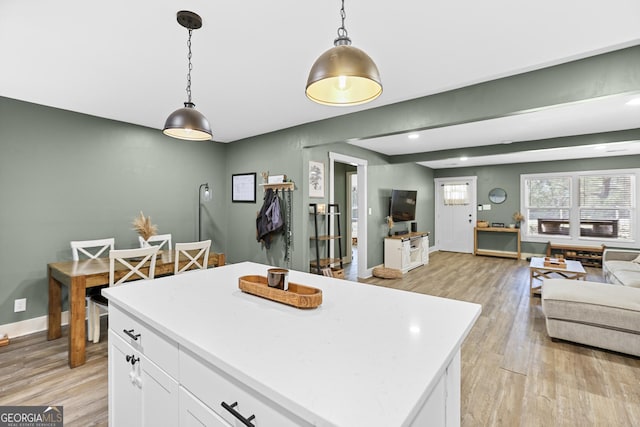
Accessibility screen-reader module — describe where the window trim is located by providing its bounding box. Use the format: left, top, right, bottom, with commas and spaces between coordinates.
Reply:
520, 168, 638, 246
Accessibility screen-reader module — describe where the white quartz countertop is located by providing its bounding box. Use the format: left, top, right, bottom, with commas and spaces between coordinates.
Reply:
103, 262, 481, 426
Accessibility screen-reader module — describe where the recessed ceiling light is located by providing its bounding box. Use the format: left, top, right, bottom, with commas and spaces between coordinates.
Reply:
625, 97, 640, 106
408, 133, 420, 140
460, 156, 468, 161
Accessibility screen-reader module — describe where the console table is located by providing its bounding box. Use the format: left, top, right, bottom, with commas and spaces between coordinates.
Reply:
474, 227, 521, 259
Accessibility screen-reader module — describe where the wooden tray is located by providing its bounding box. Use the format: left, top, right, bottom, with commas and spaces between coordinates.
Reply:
238, 275, 322, 309
544, 258, 567, 268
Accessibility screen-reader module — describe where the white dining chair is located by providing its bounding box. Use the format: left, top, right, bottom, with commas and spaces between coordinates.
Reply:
138, 233, 172, 250
70, 238, 115, 341
174, 240, 211, 274
71, 238, 115, 261
88, 246, 159, 343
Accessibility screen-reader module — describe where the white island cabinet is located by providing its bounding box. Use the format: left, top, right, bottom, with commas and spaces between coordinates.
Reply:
104, 262, 481, 427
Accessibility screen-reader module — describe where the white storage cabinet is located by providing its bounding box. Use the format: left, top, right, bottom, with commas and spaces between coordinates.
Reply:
384, 232, 429, 273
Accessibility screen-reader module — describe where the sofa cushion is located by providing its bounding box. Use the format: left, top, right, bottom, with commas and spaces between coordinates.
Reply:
605, 260, 640, 273
542, 279, 640, 333
612, 270, 640, 288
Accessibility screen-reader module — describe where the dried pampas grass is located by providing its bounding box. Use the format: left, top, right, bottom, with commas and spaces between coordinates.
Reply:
132, 211, 157, 241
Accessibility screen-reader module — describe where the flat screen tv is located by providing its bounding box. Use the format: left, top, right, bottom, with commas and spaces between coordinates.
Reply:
390, 189, 417, 222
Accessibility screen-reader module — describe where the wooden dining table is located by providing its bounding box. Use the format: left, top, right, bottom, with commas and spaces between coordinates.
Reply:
47, 250, 225, 368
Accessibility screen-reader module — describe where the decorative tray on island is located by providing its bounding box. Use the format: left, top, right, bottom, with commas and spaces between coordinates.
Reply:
238, 275, 323, 309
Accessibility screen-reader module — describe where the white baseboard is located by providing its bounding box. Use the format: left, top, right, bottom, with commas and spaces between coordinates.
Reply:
0, 308, 99, 339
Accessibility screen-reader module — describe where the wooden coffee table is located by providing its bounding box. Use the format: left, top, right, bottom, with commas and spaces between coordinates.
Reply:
529, 256, 586, 296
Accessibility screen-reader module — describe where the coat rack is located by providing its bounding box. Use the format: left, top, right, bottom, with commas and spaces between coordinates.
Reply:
259, 182, 294, 265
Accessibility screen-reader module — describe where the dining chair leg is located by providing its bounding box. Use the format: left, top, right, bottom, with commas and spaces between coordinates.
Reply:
92, 306, 101, 344
87, 299, 93, 341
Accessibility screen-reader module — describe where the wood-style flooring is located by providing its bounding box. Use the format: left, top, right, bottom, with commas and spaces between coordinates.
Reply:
365, 252, 640, 426
1, 251, 639, 426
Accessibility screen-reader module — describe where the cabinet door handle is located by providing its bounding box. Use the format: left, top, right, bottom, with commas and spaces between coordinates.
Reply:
125, 354, 139, 366
123, 329, 141, 341
221, 401, 256, 427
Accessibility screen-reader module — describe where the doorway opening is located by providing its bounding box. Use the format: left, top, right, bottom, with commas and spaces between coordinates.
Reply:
344, 171, 358, 269
329, 152, 368, 279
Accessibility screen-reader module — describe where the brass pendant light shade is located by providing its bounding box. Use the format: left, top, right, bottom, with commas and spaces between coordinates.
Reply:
163, 11, 213, 141
306, 0, 382, 106
306, 44, 382, 106
163, 102, 213, 141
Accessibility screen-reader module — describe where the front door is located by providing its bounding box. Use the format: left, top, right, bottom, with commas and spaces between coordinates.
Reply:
435, 176, 477, 253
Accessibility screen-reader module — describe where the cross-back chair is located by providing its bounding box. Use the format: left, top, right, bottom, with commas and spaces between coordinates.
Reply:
71, 238, 115, 261
138, 233, 172, 251
174, 240, 211, 274
70, 238, 115, 341
88, 246, 159, 343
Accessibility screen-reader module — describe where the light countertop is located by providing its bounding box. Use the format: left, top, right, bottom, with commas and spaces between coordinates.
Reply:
104, 261, 481, 426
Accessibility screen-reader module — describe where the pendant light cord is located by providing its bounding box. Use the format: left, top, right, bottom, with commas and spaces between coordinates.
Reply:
336, 0, 350, 43
186, 28, 193, 105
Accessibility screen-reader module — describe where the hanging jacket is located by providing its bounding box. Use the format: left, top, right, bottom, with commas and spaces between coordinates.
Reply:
256, 188, 284, 249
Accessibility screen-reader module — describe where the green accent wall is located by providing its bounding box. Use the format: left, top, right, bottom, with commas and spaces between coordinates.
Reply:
0, 97, 227, 326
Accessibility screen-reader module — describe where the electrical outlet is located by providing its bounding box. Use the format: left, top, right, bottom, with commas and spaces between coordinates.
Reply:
14, 298, 26, 312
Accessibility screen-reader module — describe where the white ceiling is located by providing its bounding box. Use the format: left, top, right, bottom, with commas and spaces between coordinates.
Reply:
349, 93, 640, 167
2, 0, 640, 166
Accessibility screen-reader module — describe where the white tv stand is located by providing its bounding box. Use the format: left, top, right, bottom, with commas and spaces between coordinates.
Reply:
384, 232, 429, 274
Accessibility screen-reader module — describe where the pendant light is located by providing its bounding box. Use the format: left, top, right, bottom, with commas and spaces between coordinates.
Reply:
306, 0, 382, 106
163, 11, 213, 141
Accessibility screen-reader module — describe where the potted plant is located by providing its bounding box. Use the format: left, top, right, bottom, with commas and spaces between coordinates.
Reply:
513, 212, 525, 229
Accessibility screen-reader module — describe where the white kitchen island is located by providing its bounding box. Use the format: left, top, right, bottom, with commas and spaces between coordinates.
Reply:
103, 262, 481, 427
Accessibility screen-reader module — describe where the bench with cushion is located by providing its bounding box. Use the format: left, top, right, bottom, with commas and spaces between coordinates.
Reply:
541, 278, 640, 357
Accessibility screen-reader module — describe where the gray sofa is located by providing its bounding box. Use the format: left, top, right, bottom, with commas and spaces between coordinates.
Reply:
542, 278, 640, 356
603, 248, 640, 287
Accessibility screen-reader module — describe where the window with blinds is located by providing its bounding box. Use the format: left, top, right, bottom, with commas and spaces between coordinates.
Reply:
579, 175, 633, 239
521, 170, 637, 243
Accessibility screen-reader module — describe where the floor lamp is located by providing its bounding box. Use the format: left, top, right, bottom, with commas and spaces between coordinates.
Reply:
198, 183, 212, 240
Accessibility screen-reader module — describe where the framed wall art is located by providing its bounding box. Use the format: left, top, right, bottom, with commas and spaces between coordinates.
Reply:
232, 172, 257, 203
309, 161, 324, 198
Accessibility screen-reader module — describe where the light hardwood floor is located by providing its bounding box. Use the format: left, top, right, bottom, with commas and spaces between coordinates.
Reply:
366, 252, 640, 426
1, 252, 639, 426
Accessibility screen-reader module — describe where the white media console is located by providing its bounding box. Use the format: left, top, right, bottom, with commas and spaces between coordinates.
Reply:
384, 232, 429, 273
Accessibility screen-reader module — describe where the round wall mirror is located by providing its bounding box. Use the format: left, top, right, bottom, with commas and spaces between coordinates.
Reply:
489, 188, 507, 204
